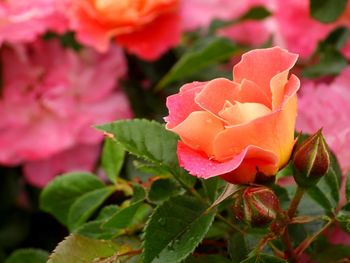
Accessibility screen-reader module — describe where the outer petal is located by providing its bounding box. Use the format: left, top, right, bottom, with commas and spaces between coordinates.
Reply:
171, 111, 224, 157
233, 46, 298, 99
164, 81, 205, 129
116, 12, 180, 61
177, 141, 278, 184
213, 90, 298, 167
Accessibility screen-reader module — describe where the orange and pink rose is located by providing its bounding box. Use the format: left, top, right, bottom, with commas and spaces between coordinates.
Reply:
165, 47, 300, 184
69, 0, 180, 61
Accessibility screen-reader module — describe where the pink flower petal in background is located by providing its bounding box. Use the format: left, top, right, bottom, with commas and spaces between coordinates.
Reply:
180, 0, 273, 46
0, 39, 132, 187
297, 67, 350, 172
0, 0, 69, 45
23, 144, 101, 188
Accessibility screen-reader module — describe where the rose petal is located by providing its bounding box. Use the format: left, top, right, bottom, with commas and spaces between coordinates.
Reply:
177, 141, 277, 184
218, 101, 271, 125
220, 148, 278, 184
195, 78, 240, 115
171, 111, 224, 157
238, 79, 271, 107
213, 92, 298, 166
233, 46, 298, 99
165, 81, 205, 129
116, 12, 180, 61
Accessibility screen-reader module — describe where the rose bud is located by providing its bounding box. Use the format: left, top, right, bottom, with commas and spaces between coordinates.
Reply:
232, 186, 280, 227
165, 47, 300, 184
292, 130, 331, 188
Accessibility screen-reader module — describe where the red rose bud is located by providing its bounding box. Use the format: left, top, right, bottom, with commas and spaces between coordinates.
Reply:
292, 130, 330, 188
232, 186, 280, 227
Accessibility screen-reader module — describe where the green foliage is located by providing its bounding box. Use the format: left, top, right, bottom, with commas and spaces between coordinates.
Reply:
47, 234, 140, 263
148, 178, 183, 203
156, 37, 239, 90
67, 186, 115, 231
303, 27, 349, 78
241, 254, 287, 263
101, 138, 125, 183
142, 195, 215, 263
228, 232, 248, 262
96, 119, 196, 188
310, 0, 348, 23
40, 172, 106, 225
5, 249, 48, 263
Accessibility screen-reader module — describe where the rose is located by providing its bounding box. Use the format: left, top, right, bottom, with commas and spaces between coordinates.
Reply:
69, 0, 180, 61
165, 47, 300, 184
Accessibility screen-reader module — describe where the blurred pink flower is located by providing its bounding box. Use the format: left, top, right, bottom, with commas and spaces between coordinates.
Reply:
23, 144, 101, 187
0, 0, 69, 45
0, 39, 132, 186
272, 0, 350, 59
297, 67, 350, 172
180, 0, 273, 46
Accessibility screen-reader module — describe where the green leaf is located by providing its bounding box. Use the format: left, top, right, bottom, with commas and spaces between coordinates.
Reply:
306, 186, 333, 213
185, 255, 232, 263
310, 0, 347, 23
47, 234, 139, 263
67, 186, 115, 230
96, 119, 196, 188
241, 254, 287, 263
103, 201, 144, 229
302, 47, 347, 78
130, 182, 147, 203
306, 152, 341, 212
148, 178, 183, 203
156, 37, 238, 90
40, 172, 105, 225
5, 249, 48, 263
201, 177, 223, 202
239, 6, 271, 21
101, 138, 125, 183
311, 244, 350, 263
228, 232, 248, 263
142, 195, 215, 263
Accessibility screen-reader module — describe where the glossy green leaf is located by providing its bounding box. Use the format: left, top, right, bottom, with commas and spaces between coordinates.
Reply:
103, 201, 145, 229
40, 172, 105, 225
101, 138, 125, 183
311, 244, 350, 263
201, 177, 223, 202
156, 37, 238, 90
228, 232, 248, 263
47, 234, 139, 263
148, 178, 182, 203
67, 186, 115, 230
5, 249, 48, 263
142, 195, 215, 263
241, 254, 287, 263
96, 119, 196, 188
185, 255, 231, 263
310, 0, 347, 23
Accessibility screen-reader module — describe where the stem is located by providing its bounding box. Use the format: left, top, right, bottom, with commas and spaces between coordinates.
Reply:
268, 242, 284, 259
295, 219, 333, 256
282, 228, 298, 263
288, 187, 305, 219
215, 213, 245, 234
